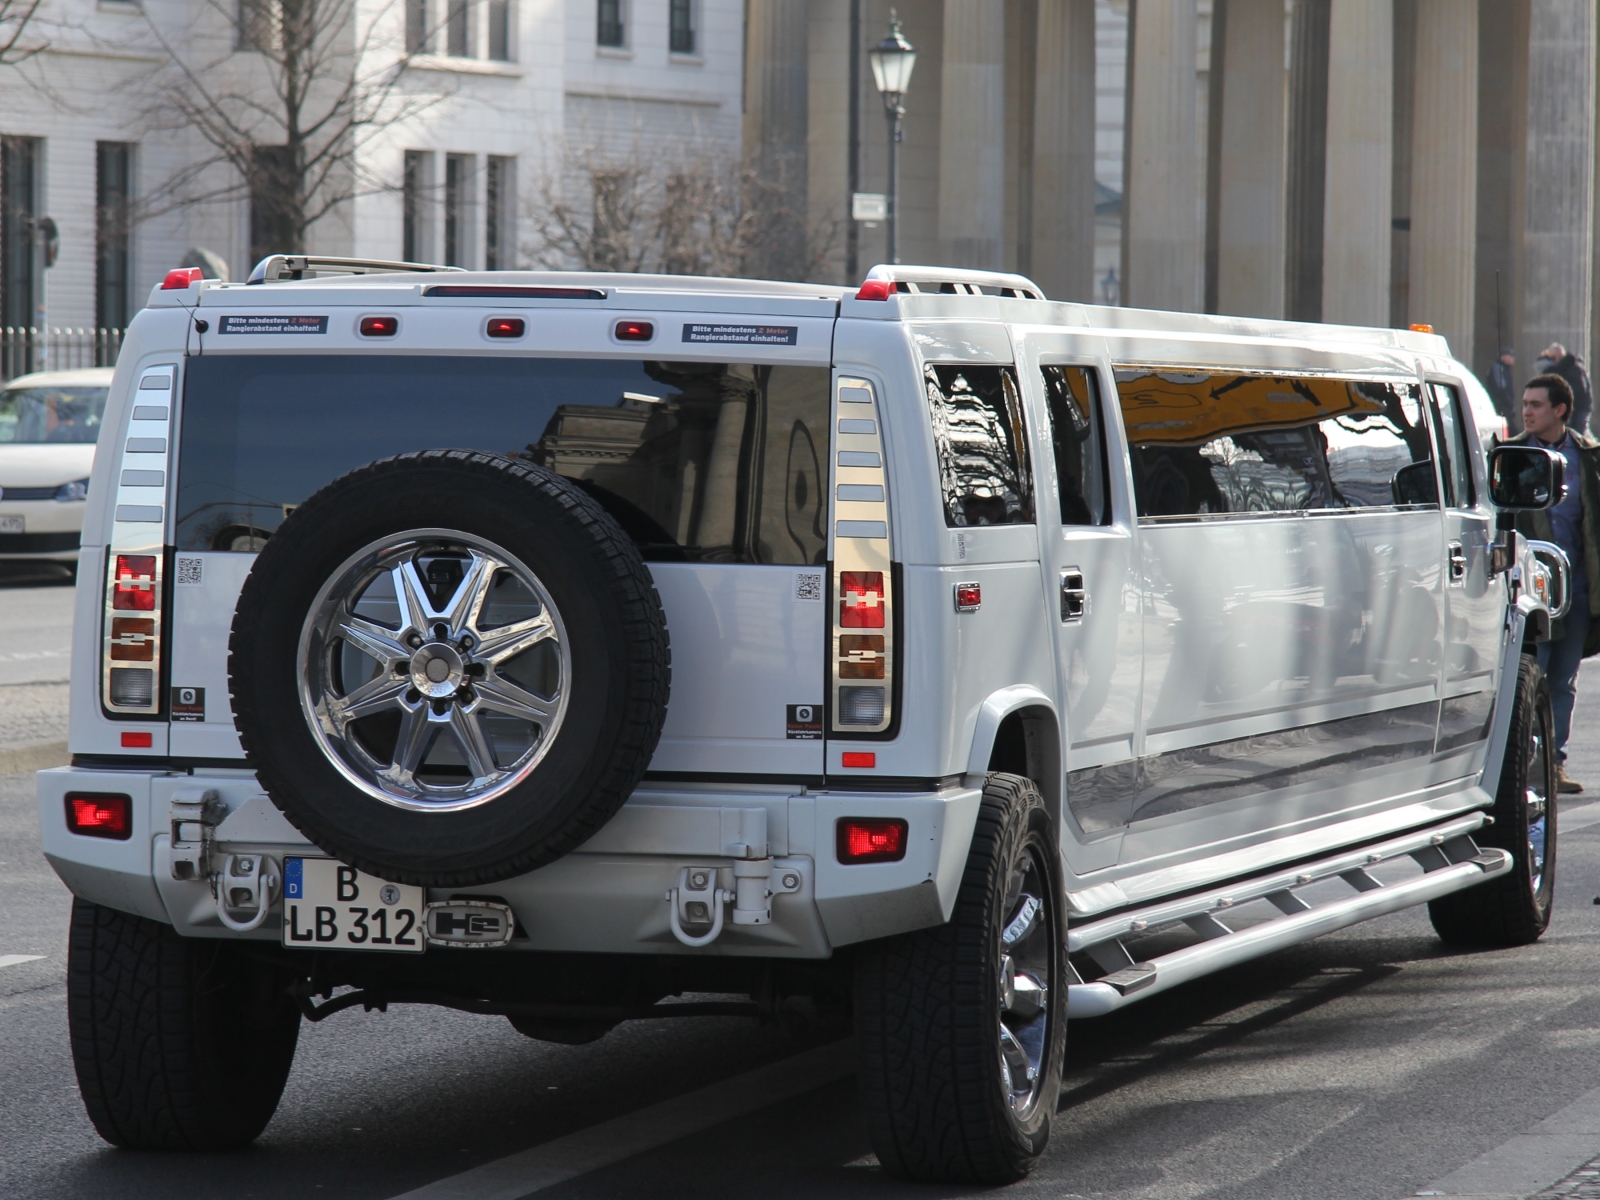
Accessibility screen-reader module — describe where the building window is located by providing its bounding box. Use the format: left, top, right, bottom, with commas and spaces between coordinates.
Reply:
485, 156, 514, 270
487, 0, 510, 60
596, 0, 622, 47
249, 144, 296, 267
96, 143, 134, 332
444, 153, 474, 268
669, 0, 693, 54
403, 150, 431, 262
446, 0, 469, 56
405, 0, 427, 52
1, 136, 39, 375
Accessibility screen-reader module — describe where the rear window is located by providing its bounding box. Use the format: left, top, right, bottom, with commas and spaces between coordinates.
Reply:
176, 355, 831, 564
0, 385, 108, 444
1115, 369, 1435, 519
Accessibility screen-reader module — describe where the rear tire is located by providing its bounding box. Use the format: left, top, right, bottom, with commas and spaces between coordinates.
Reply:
67, 899, 301, 1149
855, 773, 1066, 1184
1429, 654, 1557, 946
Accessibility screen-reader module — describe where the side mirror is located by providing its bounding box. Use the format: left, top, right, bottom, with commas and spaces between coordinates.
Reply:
1489, 444, 1566, 510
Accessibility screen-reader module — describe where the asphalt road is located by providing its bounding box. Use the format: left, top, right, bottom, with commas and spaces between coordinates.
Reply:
6, 571, 1600, 1200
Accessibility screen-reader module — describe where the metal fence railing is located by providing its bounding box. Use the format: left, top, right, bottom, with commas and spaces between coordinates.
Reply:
1, 328, 125, 382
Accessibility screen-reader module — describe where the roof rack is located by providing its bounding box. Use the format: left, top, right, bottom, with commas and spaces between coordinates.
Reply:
246, 255, 467, 284
860, 264, 1046, 300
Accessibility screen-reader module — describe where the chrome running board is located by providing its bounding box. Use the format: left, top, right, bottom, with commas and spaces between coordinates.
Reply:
1067, 813, 1510, 1018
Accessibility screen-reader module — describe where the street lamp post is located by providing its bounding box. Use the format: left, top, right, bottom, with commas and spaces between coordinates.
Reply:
868, 12, 916, 265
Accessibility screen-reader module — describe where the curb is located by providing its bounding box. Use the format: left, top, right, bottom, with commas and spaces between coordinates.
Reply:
0, 741, 69, 775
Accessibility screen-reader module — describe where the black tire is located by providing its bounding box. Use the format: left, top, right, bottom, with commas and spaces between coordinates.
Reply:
1429, 654, 1557, 946
229, 450, 670, 886
855, 773, 1067, 1184
67, 899, 300, 1149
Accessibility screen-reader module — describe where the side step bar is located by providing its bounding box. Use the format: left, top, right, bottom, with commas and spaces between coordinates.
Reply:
1067, 814, 1510, 1018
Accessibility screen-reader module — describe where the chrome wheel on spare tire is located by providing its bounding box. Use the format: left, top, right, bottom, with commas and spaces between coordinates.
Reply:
300, 531, 571, 810
229, 449, 670, 887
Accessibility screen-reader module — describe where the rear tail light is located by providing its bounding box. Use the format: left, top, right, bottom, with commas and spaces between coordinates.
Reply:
359, 315, 399, 337
837, 817, 907, 862
120, 730, 153, 748
614, 319, 655, 341
66, 793, 132, 839
831, 379, 895, 734
104, 553, 163, 716
486, 316, 525, 338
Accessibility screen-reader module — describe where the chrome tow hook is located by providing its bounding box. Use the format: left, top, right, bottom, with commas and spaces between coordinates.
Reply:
214, 853, 281, 933
666, 861, 803, 946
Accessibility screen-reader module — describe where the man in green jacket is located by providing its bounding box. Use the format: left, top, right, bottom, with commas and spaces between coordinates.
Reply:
1508, 373, 1600, 792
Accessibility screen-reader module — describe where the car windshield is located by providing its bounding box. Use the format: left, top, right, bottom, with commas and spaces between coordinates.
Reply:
0, 385, 109, 444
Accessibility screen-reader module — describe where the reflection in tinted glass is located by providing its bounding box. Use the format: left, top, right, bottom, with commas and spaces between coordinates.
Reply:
1429, 383, 1475, 507
925, 365, 1034, 526
0, 386, 108, 444
1115, 369, 1435, 519
176, 355, 830, 563
1041, 366, 1109, 526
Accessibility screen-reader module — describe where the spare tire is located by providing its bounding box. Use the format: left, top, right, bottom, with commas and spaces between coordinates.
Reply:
228, 449, 670, 886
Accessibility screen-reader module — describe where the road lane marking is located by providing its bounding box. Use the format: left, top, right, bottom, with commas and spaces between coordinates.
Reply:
383, 1039, 854, 1200
1560, 801, 1600, 833
1412, 1083, 1600, 1198
0, 955, 44, 969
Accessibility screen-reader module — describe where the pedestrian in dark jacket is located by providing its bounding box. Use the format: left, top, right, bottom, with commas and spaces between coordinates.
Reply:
1508, 372, 1600, 793
1537, 343, 1593, 434
1487, 347, 1517, 429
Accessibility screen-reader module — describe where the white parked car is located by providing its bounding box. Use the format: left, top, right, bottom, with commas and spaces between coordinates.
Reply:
38, 258, 1569, 1182
0, 367, 112, 567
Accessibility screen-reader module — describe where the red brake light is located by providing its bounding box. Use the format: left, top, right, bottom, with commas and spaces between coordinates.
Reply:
121, 731, 153, 748
113, 555, 157, 611
161, 267, 203, 290
840, 571, 886, 628
837, 817, 906, 862
67, 793, 132, 839
614, 319, 654, 341
360, 315, 399, 337
955, 582, 981, 612
486, 317, 525, 338
855, 280, 893, 301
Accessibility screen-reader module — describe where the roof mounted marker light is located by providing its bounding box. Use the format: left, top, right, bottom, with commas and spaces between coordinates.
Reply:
359, 315, 399, 337
486, 317, 526, 338
161, 267, 204, 290
855, 279, 893, 301
1409, 323, 1434, 333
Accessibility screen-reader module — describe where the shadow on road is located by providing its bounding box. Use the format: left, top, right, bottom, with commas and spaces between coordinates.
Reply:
0, 561, 74, 589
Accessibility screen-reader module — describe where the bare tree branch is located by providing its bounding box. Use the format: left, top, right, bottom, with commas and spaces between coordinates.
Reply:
0, 0, 44, 66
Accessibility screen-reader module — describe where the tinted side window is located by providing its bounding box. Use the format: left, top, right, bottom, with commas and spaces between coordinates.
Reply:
1041, 366, 1109, 526
1429, 383, 1475, 507
176, 355, 830, 564
926, 365, 1034, 526
1115, 368, 1435, 519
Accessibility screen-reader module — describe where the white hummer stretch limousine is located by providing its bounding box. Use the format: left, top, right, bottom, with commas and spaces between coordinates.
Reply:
39, 257, 1570, 1184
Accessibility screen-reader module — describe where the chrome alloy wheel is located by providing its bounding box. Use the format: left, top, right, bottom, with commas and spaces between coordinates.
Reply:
1527, 728, 1550, 894
997, 844, 1053, 1114
298, 529, 571, 811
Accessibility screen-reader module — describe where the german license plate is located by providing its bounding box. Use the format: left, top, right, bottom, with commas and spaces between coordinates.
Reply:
281, 857, 425, 952
0, 515, 22, 534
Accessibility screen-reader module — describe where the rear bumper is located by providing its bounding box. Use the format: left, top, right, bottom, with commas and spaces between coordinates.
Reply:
37, 766, 983, 958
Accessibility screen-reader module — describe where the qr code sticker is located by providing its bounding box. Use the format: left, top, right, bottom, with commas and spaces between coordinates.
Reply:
175, 556, 204, 587
794, 571, 823, 602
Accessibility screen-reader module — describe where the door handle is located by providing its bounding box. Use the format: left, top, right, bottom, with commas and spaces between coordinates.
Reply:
1060, 569, 1087, 622
1448, 541, 1466, 583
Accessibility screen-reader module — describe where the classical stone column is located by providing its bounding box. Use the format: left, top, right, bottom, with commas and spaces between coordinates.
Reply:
1123, 0, 1201, 311
742, 0, 810, 280
938, 0, 1007, 270
1211, 0, 1287, 318
1030, 0, 1096, 301
1321, 0, 1392, 327
1521, 0, 1596, 382
1409, 0, 1477, 363
1285, 0, 1330, 322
